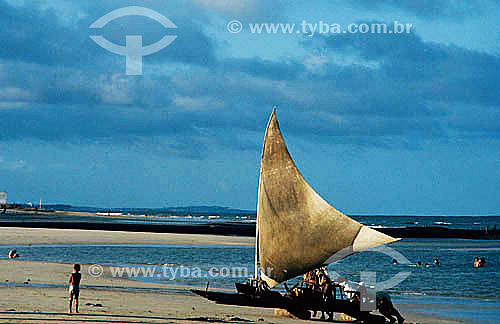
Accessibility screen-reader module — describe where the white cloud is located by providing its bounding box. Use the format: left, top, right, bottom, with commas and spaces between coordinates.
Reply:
192, 0, 286, 20
97, 74, 134, 105
0, 156, 28, 171
0, 87, 31, 101
0, 87, 32, 109
193, 0, 255, 15
173, 95, 224, 111
0, 102, 29, 109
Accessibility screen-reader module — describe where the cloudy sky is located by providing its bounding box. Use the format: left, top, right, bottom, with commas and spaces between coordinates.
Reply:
0, 0, 499, 214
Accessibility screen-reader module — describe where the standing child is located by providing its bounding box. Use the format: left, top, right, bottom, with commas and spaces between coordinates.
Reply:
68, 264, 82, 313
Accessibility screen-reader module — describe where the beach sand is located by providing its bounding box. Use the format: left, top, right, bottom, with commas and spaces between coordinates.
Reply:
0, 227, 253, 246
0, 228, 468, 324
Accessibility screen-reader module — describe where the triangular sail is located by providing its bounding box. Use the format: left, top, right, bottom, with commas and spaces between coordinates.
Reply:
257, 110, 399, 288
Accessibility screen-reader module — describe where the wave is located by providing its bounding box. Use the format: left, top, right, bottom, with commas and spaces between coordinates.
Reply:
446, 247, 500, 251
367, 225, 388, 229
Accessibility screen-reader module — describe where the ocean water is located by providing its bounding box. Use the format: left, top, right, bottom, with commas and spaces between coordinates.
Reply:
3, 212, 500, 230
1, 239, 499, 298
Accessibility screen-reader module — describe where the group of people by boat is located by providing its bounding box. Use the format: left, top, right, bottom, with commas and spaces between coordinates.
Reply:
303, 267, 332, 296
294, 267, 405, 323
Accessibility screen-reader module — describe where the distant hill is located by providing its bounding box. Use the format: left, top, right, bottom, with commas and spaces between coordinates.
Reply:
162, 206, 255, 215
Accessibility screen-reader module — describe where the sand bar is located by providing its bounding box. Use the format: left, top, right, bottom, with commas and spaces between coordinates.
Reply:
0, 227, 253, 246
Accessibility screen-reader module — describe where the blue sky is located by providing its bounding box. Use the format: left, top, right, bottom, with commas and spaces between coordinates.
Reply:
0, 0, 499, 214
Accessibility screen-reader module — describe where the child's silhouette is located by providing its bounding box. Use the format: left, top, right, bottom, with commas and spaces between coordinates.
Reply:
68, 264, 82, 313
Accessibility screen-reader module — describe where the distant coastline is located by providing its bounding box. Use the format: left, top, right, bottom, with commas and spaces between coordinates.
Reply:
1, 204, 256, 217
3, 207, 143, 219
3, 207, 100, 217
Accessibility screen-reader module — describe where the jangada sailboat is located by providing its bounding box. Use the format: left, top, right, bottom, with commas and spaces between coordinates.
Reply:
192, 109, 399, 322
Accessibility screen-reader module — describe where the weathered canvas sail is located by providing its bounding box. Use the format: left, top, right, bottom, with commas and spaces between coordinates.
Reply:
258, 110, 399, 288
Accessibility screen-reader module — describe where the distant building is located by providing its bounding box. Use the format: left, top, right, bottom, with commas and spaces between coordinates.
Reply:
0, 190, 6, 205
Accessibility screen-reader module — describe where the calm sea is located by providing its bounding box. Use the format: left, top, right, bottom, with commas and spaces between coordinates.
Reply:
2, 212, 500, 230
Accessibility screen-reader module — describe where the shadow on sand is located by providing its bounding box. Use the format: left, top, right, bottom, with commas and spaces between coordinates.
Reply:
0, 311, 260, 323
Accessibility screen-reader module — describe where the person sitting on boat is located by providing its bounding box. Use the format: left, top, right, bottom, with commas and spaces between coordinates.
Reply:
317, 267, 333, 299
376, 291, 405, 324
316, 267, 326, 284
303, 270, 311, 282
256, 279, 270, 293
433, 259, 440, 266
315, 268, 329, 292
8, 249, 19, 259
303, 270, 319, 290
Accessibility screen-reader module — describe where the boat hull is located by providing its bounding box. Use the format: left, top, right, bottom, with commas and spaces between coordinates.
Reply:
191, 289, 288, 308
191, 289, 385, 323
